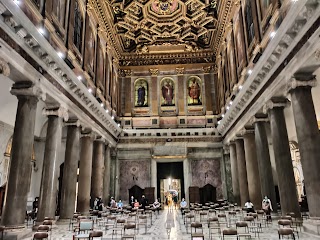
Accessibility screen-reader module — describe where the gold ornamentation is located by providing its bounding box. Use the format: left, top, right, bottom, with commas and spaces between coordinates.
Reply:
202, 66, 212, 73
149, 68, 159, 76
175, 67, 185, 75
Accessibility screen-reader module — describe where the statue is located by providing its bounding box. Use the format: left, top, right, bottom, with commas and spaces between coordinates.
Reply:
162, 81, 174, 105
188, 79, 201, 104
137, 85, 146, 106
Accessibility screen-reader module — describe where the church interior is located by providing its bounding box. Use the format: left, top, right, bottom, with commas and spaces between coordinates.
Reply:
0, 0, 320, 239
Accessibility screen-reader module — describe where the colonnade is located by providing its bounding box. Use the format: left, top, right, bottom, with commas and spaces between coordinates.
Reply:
228, 75, 320, 218
1, 82, 113, 228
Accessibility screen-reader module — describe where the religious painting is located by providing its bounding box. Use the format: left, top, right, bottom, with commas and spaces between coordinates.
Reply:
53, 0, 66, 27
160, 78, 175, 106
84, 21, 95, 75
233, 7, 247, 76
96, 41, 105, 92
227, 30, 238, 88
134, 79, 148, 107
244, 0, 255, 47
187, 76, 202, 106
73, 0, 83, 52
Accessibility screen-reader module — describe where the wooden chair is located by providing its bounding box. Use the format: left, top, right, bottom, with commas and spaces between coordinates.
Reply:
190, 222, 204, 239
33, 232, 49, 240
89, 231, 103, 240
122, 223, 136, 239
236, 221, 251, 239
278, 228, 296, 239
222, 228, 238, 240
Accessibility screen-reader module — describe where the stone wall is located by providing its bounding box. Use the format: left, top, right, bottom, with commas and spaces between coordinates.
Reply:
191, 159, 223, 199
118, 160, 150, 201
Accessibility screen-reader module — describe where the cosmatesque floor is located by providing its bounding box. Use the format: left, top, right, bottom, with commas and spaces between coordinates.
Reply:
4, 208, 320, 240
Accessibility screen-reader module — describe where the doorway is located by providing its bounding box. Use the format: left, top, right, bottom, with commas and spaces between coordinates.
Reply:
160, 178, 181, 206
157, 162, 184, 205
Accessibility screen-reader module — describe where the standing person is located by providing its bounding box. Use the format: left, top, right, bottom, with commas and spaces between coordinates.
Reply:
180, 198, 187, 214
245, 199, 255, 213
134, 199, 140, 209
262, 196, 273, 221
173, 193, 178, 209
32, 197, 39, 219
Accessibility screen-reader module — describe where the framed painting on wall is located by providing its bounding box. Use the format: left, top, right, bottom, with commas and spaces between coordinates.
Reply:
233, 7, 247, 76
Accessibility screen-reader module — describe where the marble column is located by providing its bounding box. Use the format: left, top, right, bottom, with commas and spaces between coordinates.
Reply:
77, 131, 94, 214
103, 145, 111, 203
151, 158, 157, 200
243, 129, 262, 209
183, 158, 191, 204
229, 142, 240, 205
289, 75, 320, 218
91, 138, 105, 199
59, 121, 81, 219
235, 138, 249, 207
37, 107, 66, 222
267, 98, 300, 217
1, 83, 39, 228
254, 116, 277, 212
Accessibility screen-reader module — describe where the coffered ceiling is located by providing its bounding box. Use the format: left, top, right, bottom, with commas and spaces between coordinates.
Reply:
90, 0, 234, 66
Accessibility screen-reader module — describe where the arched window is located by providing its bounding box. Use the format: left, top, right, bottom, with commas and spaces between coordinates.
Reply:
74, 0, 83, 52
134, 79, 148, 107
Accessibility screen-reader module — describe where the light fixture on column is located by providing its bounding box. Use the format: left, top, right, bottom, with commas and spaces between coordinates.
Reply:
106, 109, 109, 113
111, 116, 114, 120
88, 88, 92, 93
270, 31, 276, 39
100, 103, 104, 107
57, 52, 64, 58
77, 76, 82, 80
248, 69, 253, 75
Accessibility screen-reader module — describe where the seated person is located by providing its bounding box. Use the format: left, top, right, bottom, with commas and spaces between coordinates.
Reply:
110, 197, 117, 208
245, 199, 255, 213
133, 199, 140, 209
180, 198, 187, 214
117, 199, 123, 209
153, 198, 161, 214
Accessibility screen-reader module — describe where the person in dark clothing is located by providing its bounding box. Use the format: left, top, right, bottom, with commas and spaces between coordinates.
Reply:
140, 195, 148, 213
32, 197, 39, 219
130, 196, 135, 208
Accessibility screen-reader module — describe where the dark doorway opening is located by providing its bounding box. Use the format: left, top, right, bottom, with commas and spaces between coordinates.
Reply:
157, 162, 185, 201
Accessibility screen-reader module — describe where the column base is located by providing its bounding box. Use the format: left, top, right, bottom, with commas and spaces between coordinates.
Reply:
304, 219, 320, 235
1, 224, 25, 230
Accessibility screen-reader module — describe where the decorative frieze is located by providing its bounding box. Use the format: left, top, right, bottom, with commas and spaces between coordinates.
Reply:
175, 67, 185, 75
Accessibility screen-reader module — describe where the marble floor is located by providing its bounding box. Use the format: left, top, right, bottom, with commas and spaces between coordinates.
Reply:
4, 208, 320, 240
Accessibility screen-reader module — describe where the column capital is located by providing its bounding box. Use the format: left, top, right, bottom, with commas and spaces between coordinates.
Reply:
287, 74, 317, 92
64, 120, 81, 127
42, 106, 69, 121
94, 136, 105, 143
10, 81, 45, 100
0, 57, 10, 76
240, 127, 255, 136
81, 130, 95, 139
263, 97, 290, 113
250, 114, 269, 124
223, 145, 230, 154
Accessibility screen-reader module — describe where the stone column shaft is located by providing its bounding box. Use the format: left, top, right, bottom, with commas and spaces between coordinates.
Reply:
235, 139, 249, 207
151, 158, 157, 200
243, 131, 262, 209
37, 114, 63, 222
1, 93, 38, 228
290, 84, 320, 218
59, 124, 80, 219
77, 134, 93, 214
103, 146, 111, 203
254, 120, 277, 212
229, 143, 240, 204
269, 105, 300, 217
91, 140, 105, 199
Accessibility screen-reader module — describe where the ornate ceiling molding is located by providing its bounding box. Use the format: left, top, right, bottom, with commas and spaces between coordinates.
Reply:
89, 0, 236, 66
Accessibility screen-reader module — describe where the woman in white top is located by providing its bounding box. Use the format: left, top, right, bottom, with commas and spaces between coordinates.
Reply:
244, 199, 255, 213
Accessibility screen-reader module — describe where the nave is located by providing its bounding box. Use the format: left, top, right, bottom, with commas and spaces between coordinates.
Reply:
5, 206, 320, 240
